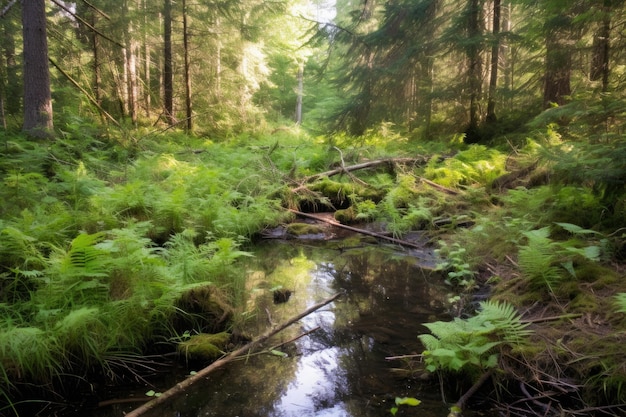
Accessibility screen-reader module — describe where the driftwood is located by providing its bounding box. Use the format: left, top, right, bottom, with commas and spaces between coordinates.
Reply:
291, 157, 426, 192
124, 292, 342, 417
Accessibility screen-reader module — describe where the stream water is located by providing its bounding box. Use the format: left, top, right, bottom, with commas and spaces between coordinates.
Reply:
96, 228, 494, 417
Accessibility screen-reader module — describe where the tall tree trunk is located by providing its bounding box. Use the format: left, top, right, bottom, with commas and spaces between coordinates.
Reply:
295, 62, 303, 125
543, 15, 571, 108
486, 0, 500, 123
123, 0, 138, 125
163, 0, 175, 125
22, 0, 53, 138
465, 0, 483, 143
2, 7, 20, 119
143, 0, 151, 118
590, 0, 611, 92
183, 0, 192, 132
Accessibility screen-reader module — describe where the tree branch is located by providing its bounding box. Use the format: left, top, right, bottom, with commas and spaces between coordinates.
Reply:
50, 0, 123, 48
125, 293, 343, 417
0, 0, 17, 18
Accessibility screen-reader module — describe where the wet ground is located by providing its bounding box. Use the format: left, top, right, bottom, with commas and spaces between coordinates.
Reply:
96, 227, 483, 417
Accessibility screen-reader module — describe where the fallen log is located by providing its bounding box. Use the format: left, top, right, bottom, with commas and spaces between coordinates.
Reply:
291, 157, 426, 192
124, 292, 342, 417
288, 209, 430, 253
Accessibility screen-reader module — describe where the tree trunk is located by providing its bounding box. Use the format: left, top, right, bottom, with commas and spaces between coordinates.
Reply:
123, 0, 138, 125
543, 16, 571, 108
465, 0, 483, 143
295, 62, 303, 125
2, 7, 20, 119
22, 0, 53, 138
590, 0, 611, 92
163, 0, 175, 125
183, 0, 192, 132
486, 0, 500, 123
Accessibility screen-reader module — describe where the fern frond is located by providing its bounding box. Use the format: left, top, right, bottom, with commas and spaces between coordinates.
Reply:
614, 293, 626, 314
477, 300, 532, 343
519, 227, 562, 289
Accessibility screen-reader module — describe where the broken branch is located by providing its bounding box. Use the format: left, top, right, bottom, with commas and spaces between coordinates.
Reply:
125, 292, 342, 417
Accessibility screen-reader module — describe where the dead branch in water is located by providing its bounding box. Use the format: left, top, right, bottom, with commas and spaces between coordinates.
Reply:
125, 293, 342, 417
288, 209, 433, 255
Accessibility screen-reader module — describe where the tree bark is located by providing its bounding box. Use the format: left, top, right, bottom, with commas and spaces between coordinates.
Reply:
590, 0, 611, 92
163, 0, 175, 125
183, 0, 192, 132
465, 0, 483, 143
486, 0, 500, 123
22, 0, 53, 138
543, 16, 572, 108
295, 62, 303, 124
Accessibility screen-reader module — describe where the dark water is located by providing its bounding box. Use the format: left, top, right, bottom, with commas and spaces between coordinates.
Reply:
99, 235, 488, 417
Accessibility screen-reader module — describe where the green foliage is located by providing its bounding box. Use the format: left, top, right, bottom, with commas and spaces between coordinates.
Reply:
614, 293, 626, 314
424, 145, 507, 188
418, 301, 532, 374
390, 396, 421, 415
518, 225, 603, 291
435, 242, 476, 287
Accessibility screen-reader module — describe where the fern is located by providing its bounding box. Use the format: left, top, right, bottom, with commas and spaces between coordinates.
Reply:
614, 293, 626, 314
419, 301, 531, 373
518, 227, 563, 290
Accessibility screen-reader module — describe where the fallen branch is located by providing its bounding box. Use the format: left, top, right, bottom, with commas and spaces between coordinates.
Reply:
288, 209, 431, 253
522, 313, 582, 324
448, 368, 495, 417
291, 157, 425, 192
124, 292, 342, 417
420, 177, 460, 195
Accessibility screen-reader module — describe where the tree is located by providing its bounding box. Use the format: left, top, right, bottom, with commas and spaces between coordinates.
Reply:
486, 0, 501, 123
22, 0, 53, 137
163, 0, 175, 125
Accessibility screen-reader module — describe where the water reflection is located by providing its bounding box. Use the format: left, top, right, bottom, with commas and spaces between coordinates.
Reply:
139, 238, 456, 417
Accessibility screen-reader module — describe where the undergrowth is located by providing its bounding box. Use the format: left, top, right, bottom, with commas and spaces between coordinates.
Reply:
0, 121, 625, 414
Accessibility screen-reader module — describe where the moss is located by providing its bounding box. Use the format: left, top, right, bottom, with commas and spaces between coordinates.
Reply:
569, 292, 600, 313
178, 332, 231, 359
334, 207, 356, 224
285, 222, 324, 236
175, 285, 234, 331
575, 263, 620, 287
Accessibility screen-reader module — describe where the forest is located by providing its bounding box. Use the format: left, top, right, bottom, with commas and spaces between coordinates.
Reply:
1, 0, 626, 416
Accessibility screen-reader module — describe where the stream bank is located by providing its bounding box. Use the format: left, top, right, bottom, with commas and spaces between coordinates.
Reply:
93, 224, 496, 417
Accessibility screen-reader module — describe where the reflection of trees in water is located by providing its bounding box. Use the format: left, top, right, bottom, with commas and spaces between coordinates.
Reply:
321, 248, 451, 415
176, 242, 450, 417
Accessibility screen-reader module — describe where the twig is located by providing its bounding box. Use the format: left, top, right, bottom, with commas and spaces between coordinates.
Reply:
124, 293, 342, 417
522, 313, 582, 324
448, 368, 495, 417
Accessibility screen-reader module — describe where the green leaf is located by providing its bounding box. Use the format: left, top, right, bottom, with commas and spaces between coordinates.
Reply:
270, 349, 288, 357
555, 222, 601, 235
395, 397, 421, 406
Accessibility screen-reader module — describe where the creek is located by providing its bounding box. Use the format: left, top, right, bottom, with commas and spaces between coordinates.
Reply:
95, 224, 494, 417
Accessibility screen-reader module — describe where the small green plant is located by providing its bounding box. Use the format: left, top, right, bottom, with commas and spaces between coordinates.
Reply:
390, 396, 421, 415
518, 224, 602, 291
418, 301, 531, 374
435, 242, 476, 287
614, 293, 626, 313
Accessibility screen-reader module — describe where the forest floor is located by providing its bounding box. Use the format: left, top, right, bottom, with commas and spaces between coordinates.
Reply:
1, 128, 625, 417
